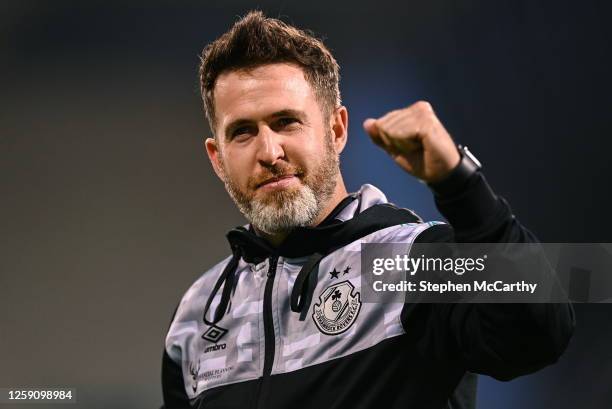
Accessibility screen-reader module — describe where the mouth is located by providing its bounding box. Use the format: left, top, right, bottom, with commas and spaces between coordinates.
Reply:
256, 174, 299, 191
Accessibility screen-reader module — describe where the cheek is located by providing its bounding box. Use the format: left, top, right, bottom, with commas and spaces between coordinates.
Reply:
305, 140, 332, 169
287, 131, 328, 166
220, 148, 254, 184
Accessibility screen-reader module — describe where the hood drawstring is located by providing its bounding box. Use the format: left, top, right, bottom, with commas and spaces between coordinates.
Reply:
203, 245, 242, 326
291, 252, 325, 320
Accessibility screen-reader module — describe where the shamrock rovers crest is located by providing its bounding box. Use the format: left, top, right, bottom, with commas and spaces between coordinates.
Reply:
312, 280, 361, 335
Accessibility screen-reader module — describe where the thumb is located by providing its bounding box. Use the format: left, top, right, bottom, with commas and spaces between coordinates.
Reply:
363, 118, 379, 137
363, 118, 386, 148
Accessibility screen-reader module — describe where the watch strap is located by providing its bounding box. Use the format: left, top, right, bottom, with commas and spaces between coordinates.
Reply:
428, 145, 482, 197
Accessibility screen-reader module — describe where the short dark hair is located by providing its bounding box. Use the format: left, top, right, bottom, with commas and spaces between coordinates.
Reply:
198, 11, 341, 133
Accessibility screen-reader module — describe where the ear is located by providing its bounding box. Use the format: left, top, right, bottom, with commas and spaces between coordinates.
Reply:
330, 106, 348, 154
205, 137, 225, 181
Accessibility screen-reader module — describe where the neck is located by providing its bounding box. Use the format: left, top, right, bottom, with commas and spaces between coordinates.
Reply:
254, 176, 348, 248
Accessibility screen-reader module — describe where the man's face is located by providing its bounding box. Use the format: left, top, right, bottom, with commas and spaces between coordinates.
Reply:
205, 63, 345, 234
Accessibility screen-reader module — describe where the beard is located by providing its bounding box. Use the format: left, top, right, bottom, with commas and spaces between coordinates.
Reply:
219, 131, 339, 235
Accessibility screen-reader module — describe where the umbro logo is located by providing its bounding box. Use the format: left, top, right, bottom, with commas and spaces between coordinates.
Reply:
202, 324, 228, 343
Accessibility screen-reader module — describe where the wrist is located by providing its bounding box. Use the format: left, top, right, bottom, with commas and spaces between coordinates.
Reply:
428, 145, 482, 197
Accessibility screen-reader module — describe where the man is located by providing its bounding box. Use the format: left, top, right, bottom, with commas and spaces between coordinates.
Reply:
161, 11, 574, 408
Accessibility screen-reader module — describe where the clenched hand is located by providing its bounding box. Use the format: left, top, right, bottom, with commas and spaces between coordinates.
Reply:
363, 101, 461, 183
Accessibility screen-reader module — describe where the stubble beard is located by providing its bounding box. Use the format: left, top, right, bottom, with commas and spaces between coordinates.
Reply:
219, 132, 339, 235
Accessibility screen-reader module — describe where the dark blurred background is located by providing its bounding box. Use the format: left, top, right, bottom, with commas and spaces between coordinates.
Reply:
1, 1, 611, 408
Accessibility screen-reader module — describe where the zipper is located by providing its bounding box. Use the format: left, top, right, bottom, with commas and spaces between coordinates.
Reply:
255, 255, 279, 409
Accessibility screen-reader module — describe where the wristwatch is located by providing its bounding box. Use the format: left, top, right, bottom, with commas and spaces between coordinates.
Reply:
427, 144, 482, 196
455, 144, 482, 177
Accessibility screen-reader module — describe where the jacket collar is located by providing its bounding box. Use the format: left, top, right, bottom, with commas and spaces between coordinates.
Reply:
225, 184, 422, 263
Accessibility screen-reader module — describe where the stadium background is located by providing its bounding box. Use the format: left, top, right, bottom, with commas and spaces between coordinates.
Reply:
2, 1, 611, 408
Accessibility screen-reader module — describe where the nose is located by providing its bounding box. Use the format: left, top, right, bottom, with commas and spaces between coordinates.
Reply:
255, 126, 285, 166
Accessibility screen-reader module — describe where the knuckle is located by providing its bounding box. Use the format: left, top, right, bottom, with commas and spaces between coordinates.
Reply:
383, 110, 400, 122
415, 100, 433, 112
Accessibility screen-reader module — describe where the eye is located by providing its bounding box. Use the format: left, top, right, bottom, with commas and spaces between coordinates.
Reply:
231, 125, 256, 140
278, 117, 297, 125
274, 117, 301, 131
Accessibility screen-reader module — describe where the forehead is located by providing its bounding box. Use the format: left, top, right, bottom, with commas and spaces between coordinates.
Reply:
213, 63, 319, 128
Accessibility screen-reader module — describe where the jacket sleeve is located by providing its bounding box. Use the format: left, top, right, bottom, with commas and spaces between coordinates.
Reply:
161, 307, 191, 409
401, 170, 576, 381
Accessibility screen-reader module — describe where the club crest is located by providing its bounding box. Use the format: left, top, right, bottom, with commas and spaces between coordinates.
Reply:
312, 280, 361, 335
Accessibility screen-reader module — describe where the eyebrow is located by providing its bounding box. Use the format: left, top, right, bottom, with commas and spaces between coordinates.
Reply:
224, 109, 307, 140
